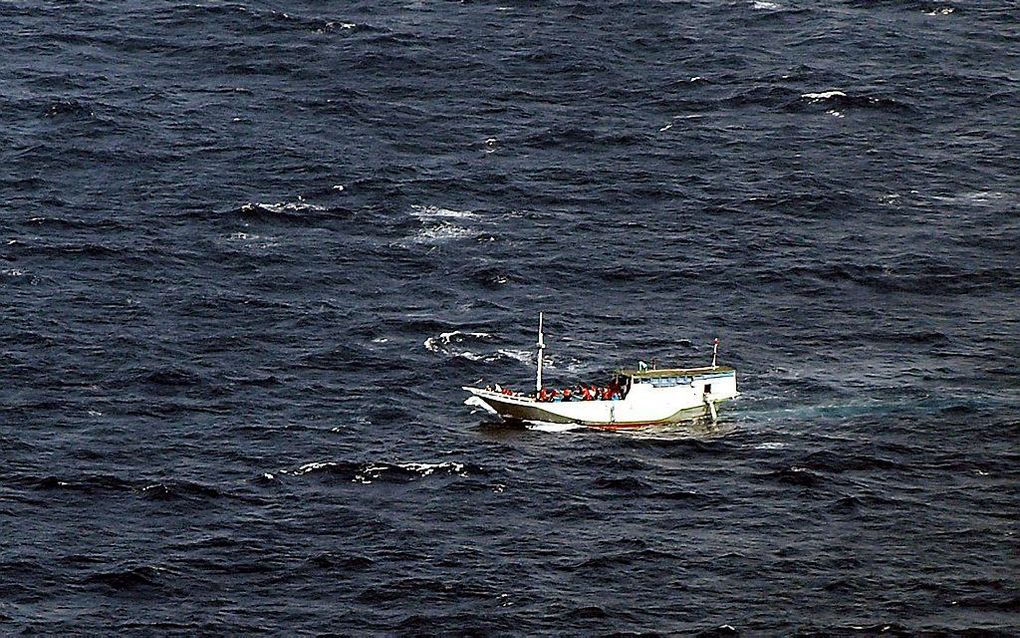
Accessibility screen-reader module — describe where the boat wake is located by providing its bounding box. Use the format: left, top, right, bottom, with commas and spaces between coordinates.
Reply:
524, 421, 586, 433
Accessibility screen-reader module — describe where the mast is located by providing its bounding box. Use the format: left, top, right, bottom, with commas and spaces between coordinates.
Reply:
711, 337, 720, 369
536, 312, 545, 392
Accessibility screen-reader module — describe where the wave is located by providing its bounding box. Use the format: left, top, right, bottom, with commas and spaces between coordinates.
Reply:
422, 332, 532, 369
593, 476, 651, 493
778, 262, 1020, 295
760, 466, 825, 487
43, 98, 95, 119
227, 200, 352, 225
410, 205, 478, 221
521, 125, 650, 150
400, 205, 482, 246
140, 367, 204, 387
140, 480, 222, 501
30, 474, 226, 502
797, 89, 917, 113
0, 268, 37, 285
36, 474, 134, 493
802, 90, 847, 100
83, 564, 172, 592
283, 460, 480, 483
23, 216, 128, 231
423, 330, 493, 353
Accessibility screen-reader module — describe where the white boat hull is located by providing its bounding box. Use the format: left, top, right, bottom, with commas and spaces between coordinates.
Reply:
464, 368, 738, 429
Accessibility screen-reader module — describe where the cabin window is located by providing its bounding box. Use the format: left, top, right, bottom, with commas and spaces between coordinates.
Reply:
704, 383, 712, 394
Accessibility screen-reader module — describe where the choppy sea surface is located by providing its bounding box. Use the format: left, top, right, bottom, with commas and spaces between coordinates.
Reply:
2, 0, 1018, 634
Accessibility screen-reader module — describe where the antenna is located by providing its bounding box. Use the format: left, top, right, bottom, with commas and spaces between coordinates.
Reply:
536, 312, 545, 392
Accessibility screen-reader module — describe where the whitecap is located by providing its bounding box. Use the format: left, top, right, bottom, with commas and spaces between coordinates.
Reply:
424, 330, 492, 352
394, 461, 466, 476
802, 90, 847, 101
496, 348, 533, 365
410, 205, 478, 220
242, 200, 325, 214
291, 461, 334, 476
354, 461, 469, 484
413, 222, 474, 243
750, 1, 781, 10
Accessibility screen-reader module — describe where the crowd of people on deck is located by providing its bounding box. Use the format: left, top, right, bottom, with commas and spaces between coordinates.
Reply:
484, 383, 624, 402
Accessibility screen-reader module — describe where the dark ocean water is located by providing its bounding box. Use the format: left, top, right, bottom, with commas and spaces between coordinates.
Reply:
2, 0, 1019, 634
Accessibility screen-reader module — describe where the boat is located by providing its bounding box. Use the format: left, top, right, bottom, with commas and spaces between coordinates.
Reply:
462, 314, 739, 429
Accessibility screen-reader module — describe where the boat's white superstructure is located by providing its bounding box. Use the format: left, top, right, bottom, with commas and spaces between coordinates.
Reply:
463, 315, 738, 429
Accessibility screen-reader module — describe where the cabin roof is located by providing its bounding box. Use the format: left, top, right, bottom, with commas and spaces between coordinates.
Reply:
616, 365, 735, 378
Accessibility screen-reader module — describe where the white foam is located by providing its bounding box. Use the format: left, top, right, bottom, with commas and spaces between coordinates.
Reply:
395, 461, 466, 476
932, 191, 1012, 207
291, 461, 334, 475
923, 7, 954, 15
242, 200, 325, 214
424, 331, 492, 352
751, 1, 781, 10
802, 90, 846, 101
497, 348, 533, 365
354, 461, 468, 484
410, 205, 478, 220
525, 421, 585, 432
413, 223, 473, 243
